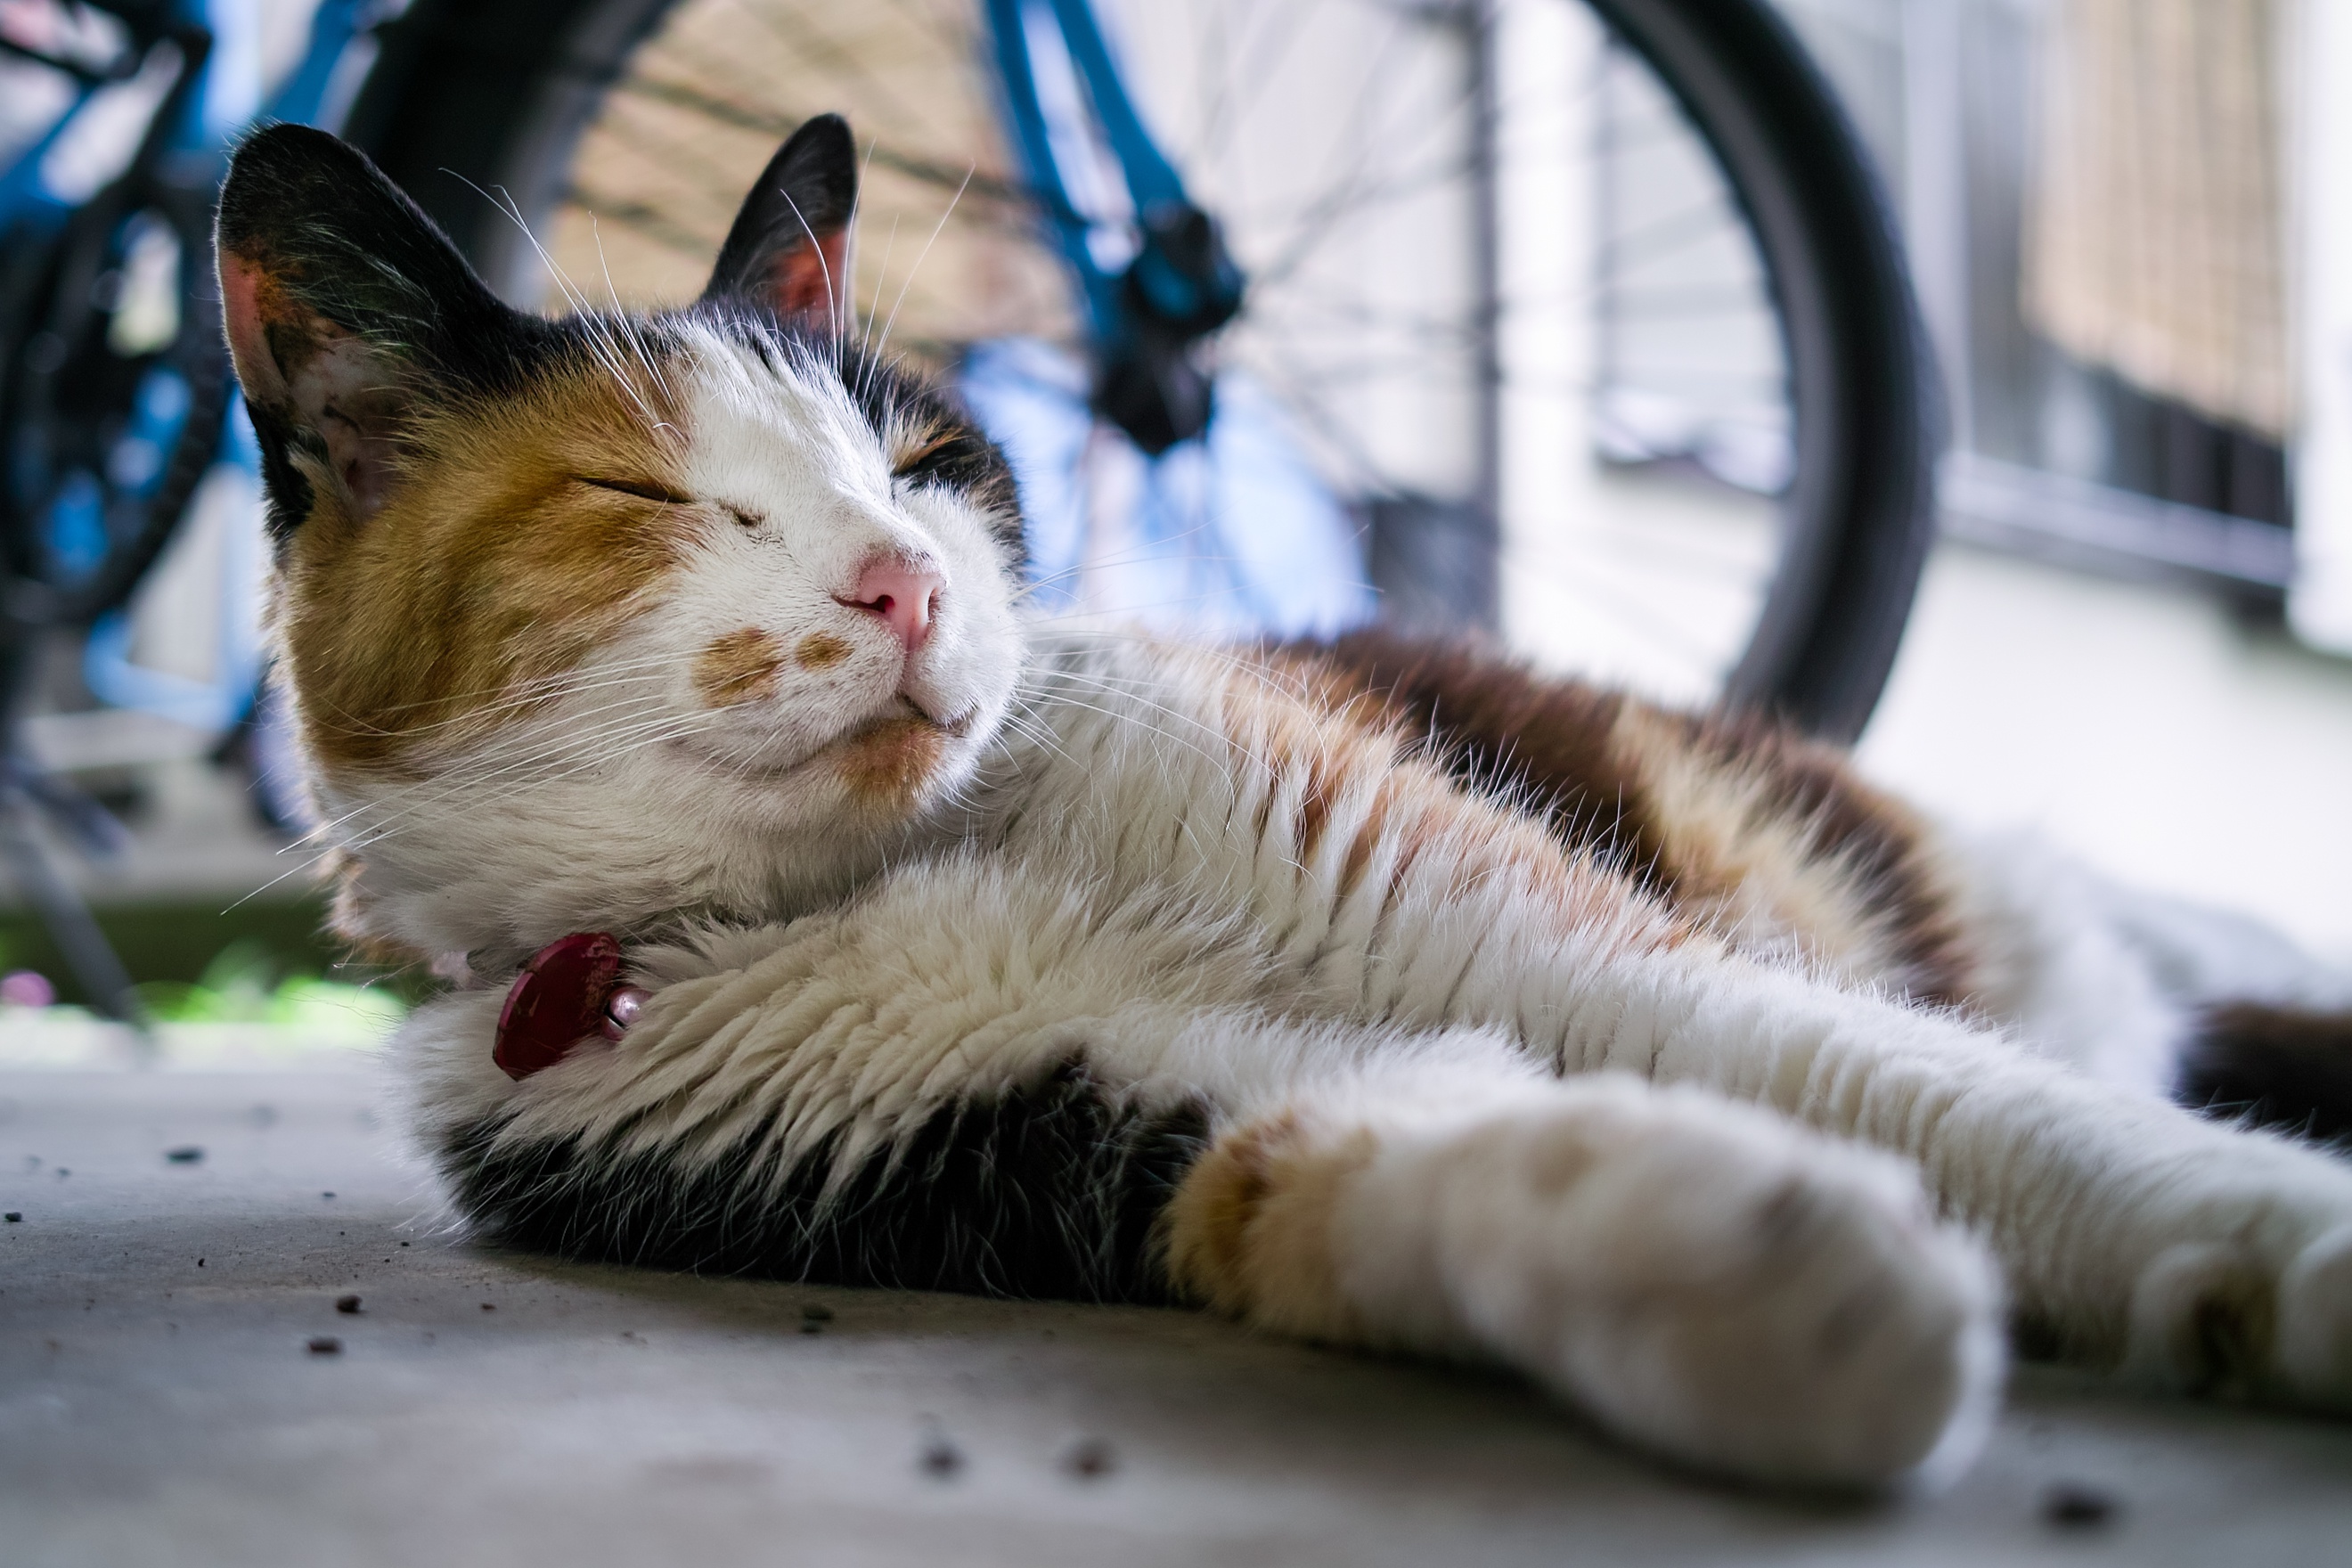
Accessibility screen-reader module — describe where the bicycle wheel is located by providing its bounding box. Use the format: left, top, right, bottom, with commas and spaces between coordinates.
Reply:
345, 0, 1934, 740
0, 141, 229, 642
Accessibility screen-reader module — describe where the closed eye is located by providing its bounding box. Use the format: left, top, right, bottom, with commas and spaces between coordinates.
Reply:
580, 476, 693, 505
891, 427, 960, 478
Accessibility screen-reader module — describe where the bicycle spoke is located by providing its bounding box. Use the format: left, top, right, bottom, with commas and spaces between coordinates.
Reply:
610, 73, 1030, 208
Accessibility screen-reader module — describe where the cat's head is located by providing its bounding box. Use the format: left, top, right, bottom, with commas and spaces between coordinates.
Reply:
216, 118, 1027, 968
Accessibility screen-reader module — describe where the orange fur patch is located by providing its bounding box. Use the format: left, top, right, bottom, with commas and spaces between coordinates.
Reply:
1207, 650, 1690, 957
275, 353, 698, 778
692, 628, 787, 706
1160, 1112, 1374, 1341
1606, 703, 1966, 997
1293, 632, 1979, 1005
885, 412, 960, 477
835, 708, 948, 811
793, 632, 851, 671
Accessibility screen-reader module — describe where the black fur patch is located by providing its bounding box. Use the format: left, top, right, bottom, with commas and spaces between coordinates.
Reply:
2178, 1003, 2352, 1146
219, 126, 579, 546
703, 113, 858, 305
834, 342, 1026, 565
444, 1061, 1211, 1302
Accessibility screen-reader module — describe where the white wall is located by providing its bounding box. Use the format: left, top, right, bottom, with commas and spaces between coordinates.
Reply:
2291, 0, 2352, 655
1858, 539, 2352, 960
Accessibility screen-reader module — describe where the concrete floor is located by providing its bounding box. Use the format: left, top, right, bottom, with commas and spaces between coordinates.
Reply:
4, 1066, 2351, 1567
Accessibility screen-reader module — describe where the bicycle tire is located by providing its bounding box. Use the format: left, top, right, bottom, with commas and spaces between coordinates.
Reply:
0, 170, 229, 632
1590, 0, 1940, 741
341, 0, 678, 279
344, 0, 1936, 743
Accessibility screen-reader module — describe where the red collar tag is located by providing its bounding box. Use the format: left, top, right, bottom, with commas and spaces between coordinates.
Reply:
494, 933, 649, 1081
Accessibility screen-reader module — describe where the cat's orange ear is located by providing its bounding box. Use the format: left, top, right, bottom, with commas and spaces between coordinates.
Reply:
216, 126, 529, 534
700, 114, 857, 332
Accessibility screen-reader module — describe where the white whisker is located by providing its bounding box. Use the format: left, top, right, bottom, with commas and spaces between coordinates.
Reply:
777, 188, 841, 344
870, 165, 975, 374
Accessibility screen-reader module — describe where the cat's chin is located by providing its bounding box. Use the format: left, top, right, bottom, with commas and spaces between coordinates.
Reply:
666, 698, 983, 813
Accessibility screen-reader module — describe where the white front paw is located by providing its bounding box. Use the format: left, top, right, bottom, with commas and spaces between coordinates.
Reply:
2124, 1217, 2352, 1408
1419, 1092, 2005, 1490
2278, 1224, 2352, 1405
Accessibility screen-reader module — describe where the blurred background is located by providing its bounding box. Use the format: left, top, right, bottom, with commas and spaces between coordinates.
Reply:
2, 0, 2348, 1064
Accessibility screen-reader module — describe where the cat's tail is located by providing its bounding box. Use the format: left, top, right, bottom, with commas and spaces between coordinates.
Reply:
2178, 1003, 2352, 1145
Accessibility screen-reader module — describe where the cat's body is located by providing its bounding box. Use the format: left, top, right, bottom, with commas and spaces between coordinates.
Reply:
219, 120, 2352, 1492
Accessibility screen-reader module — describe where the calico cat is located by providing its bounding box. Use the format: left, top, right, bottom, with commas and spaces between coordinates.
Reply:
216, 117, 2352, 1490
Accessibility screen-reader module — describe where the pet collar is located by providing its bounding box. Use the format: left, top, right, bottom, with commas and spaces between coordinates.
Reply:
493, 932, 650, 1081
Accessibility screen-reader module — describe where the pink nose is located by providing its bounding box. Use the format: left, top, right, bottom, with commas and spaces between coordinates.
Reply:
841, 555, 943, 653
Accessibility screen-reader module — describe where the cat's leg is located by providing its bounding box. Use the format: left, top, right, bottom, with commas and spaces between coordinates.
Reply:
1516, 943, 2352, 1409
1163, 1059, 2002, 1490
396, 861, 1999, 1488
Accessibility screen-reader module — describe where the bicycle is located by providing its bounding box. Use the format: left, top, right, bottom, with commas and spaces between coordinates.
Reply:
0, 0, 379, 1013
342, 0, 1938, 742
0, 0, 1938, 1008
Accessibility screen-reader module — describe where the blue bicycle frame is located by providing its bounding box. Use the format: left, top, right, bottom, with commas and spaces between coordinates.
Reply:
960, 0, 1374, 640
981, 0, 1245, 401
2, 0, 376, 290
2, 0, 380, 734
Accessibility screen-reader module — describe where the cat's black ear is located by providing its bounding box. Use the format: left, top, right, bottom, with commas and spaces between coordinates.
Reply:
216, 125, 532, 530
701, 113, 856, 330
